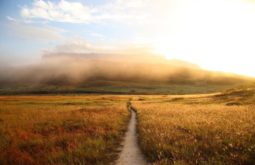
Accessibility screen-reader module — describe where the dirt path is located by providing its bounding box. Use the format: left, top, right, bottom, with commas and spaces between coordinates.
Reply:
115, 105, 148, 165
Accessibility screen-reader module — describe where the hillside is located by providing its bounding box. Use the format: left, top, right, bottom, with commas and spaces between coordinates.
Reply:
0, 54, 254, 94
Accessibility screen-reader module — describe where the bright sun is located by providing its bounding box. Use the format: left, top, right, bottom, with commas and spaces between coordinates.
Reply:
149, 0, 255, 77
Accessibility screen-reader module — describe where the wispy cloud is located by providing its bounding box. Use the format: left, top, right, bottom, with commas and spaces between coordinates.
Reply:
43, 38, 154, 58
6, 16, 17, 22
90, 32, 105, 40
21, 0, 148, 24
7, 18, 65, 41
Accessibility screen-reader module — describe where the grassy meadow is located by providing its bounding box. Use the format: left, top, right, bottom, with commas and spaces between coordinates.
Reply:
0, 87, 254, 165
133, 90, 255, 165
0, 95, 130, 165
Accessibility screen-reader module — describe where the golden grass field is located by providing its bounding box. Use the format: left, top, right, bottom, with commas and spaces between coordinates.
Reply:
0, 88, 254, 165
132, 91, 255, 165
0, 95, 130, 165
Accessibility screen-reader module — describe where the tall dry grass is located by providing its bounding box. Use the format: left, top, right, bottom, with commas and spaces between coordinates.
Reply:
0, 95, 130, 165
133, 97, 255, 165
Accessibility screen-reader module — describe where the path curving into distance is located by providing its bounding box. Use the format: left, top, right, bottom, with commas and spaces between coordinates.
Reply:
115, 104, 148, 165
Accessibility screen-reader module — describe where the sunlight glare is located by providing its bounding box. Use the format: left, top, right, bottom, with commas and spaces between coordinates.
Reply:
151, 0, 255, 76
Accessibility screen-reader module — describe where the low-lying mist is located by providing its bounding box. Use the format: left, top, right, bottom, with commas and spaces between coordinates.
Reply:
0, 50, 251, 87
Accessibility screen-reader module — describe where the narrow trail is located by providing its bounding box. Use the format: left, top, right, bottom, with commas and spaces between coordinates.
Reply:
115, 104, 148, 165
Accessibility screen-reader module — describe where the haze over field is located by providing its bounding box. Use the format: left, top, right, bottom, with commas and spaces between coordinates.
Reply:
0, 49, 252, 86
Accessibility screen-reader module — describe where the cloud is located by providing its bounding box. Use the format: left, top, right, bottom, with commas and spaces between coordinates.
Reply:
90, 32, 105, 40
1, 37, 249, 87
0, 39, 211, 86
20, 0, 148, 24
1, 42, 245, 88
44, 38, 115, 54
21, 0, 92, 23
42, 38, 160, 62
7, 20, 65, 41
6, 16, 17, 22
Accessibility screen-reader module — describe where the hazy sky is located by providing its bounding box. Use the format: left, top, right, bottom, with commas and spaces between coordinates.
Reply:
0, 0, 255, 76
